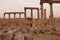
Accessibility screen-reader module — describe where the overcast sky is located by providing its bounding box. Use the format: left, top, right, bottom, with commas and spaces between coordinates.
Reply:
0, 0, 60, 18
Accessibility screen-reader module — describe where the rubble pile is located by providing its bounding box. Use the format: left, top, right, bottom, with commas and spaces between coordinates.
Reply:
0, 24, 60, 40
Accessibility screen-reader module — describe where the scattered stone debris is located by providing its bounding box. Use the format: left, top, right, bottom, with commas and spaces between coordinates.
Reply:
0, 25, 60, 40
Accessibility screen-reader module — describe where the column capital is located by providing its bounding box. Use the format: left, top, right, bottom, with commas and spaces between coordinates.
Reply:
44, 9, 46, 11
14, 13, 16, 15
4, 13, 5, 15
49, 2, 53, 5
24, 8, 26, 10
40, 0, 43, 4
40, 3, 43, 5
9, 13, 10, 15
49, 0, 53, 3
19, 13, 21, 14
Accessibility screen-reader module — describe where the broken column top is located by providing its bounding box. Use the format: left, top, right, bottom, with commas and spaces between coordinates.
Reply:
40, 0, 60, 3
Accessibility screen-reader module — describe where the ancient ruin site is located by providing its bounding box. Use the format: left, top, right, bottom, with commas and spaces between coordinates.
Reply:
0, 0, 60, 40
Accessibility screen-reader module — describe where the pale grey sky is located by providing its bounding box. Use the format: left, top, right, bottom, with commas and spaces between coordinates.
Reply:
0, 0, 60, 18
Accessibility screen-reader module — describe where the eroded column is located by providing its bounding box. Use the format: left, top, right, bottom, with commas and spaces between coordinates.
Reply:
24, 8, 27, 24
43, 9, 46, 21
14, 13, 16, 25
31, 9, 33, 24
37, 9, 40, 24
43, 9, 46, 26
9, 13, 10, 22
19, 13, 21, 24
4, 14, 5, 21
40, 3, 43, 25
49, 3, 54, 26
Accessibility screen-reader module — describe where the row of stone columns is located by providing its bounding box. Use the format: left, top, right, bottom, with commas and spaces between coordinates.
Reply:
40, 2, 54, 26
4, 8, 46, 26
4, 12, 24, 26
24, 7, 40, 24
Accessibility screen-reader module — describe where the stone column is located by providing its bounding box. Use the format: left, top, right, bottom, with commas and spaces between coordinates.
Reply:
37, 9, 40, 24
14, 14, 15, 21
49, 3, 54, 26
19, 13, 21, 24
43, 9, 46, 26
14, 13, 16, 25
4, 14, 5, 21
43, 9, 46, 21
40, 3, 43, 25
31, 9, 33, 24
24, 8, 27, 24
9, 13, 10, 22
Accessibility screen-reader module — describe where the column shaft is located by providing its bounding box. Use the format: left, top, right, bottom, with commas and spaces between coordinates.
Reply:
31, 9, 33, 24
49, 3, 54, 26
24, 9, 27, 24
14, 14, 16, 25
38, 9, 39, 20
40, 3, 43, 24
19, 14, 21, 23
9, 14, 10, 22
37, 9, 40, 24
43, 9, 46, 21
4, 14, 5, 21
14, 14, 16, 22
